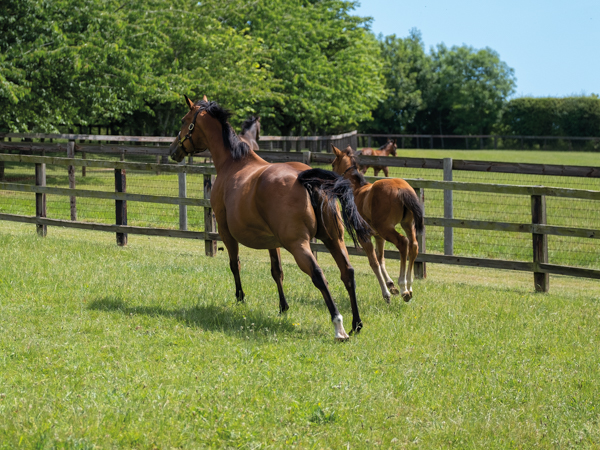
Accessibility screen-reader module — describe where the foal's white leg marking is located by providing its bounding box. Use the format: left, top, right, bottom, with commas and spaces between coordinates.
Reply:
332, 315, 350, 340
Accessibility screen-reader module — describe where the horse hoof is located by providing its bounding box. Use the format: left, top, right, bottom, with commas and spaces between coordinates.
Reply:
383, 295, 391, 304
402, 292, 411, 302
389, 286, 400, 296
335, 335, 350, 342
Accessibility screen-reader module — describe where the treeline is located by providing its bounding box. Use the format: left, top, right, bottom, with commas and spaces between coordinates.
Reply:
365, 30, 600, 140
1, 0, 599, 139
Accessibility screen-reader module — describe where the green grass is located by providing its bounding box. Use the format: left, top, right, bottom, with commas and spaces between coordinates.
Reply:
1, 221, 600, 448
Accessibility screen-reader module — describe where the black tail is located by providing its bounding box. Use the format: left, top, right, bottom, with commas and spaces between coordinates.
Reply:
297, 168, 372, 246
401, 189, 424, 235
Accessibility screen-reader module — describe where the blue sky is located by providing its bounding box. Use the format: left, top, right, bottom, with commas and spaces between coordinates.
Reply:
353, 0, 600, 98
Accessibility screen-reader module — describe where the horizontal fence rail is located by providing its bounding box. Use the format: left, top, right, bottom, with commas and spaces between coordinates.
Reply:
2, 132, 600, 291
358, 133, 600, 150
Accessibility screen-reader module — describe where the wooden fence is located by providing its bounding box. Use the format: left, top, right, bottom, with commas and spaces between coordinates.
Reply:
1, 133, 600, 293
357, 133, 600, 150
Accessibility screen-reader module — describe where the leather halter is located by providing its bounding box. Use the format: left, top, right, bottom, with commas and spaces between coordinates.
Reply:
176, 108, 202, 154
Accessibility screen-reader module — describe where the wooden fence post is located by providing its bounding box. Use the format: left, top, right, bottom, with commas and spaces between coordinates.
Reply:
35, 163, 47, 237
494, 136, 498, 149
115, 168, 127, 246
368, 136, 372, 148
443, 158, 453, 256
204, 174, 217, 256
0, 160, 4, 181
178, 164, 187, 231
531, 195, 549, 292
81, 152, 86, 177
414, 187, 426, 279
67, 140, 76, 220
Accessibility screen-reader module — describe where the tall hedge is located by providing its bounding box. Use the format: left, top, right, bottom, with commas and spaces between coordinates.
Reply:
502, 96, 600, 137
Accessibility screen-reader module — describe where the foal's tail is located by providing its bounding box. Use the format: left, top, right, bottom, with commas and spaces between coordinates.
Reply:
401, 189, 425, 235
297, 168, 372, 246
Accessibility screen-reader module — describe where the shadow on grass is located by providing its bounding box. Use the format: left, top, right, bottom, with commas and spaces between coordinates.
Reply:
87, 296, 306, 338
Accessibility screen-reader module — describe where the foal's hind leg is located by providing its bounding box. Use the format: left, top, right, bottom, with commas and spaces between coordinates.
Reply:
359, 236, 391, 303
379, 228, 410, 301
400, 222, 419, 299
269, 248, 289, 313
374, 235, 399, 295
287, 242, 350, 340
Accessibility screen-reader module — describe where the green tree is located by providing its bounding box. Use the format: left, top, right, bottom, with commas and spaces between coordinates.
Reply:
0, 0, 277, 134
417, 44, 516, 136
203, 0, 386, 135
362, 29, 433, 134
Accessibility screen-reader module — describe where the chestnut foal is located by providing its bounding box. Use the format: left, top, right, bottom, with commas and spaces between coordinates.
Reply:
332, 145, 424, 302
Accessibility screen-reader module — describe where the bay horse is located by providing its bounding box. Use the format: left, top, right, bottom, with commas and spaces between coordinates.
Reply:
331, 145, 424, 302
169, 96, 371, 340
239, 116, 261, 151
356, 138, 397, 177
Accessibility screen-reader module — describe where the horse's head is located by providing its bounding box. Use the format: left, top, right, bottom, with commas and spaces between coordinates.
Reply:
331, 145, 355, 176
169, 95, 210, 162
388, 139, 397, 156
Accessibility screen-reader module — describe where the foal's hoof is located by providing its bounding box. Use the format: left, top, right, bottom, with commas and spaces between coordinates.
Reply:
402, 291, 412, 302
383, 295, 391, 304
388, 283, 400, 296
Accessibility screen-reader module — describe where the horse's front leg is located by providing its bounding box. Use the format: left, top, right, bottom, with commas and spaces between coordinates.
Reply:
269, 248, 289, 313
219, 225, 245, 302
374, 235, 397, 295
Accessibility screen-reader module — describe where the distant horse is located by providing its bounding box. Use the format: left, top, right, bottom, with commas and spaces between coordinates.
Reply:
170, 96, 371, 340
239, 116, 261, 151
331, 145, 424, 302
356, 139, 397, 177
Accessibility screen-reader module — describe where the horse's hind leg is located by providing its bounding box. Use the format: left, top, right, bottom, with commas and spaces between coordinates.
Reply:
269, 248, 289, 313
321, 236, 363, 333
383, 166, 389, 177
375, 235, 398, 295
360, 236, 391, 303
287, 242, 350, 340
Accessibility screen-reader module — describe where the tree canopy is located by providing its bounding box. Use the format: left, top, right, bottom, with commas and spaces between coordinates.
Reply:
3, 2, 592, 139
1, 0, 384, 135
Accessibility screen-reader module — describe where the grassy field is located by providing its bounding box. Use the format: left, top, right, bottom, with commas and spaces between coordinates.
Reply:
1, 220, 600, 448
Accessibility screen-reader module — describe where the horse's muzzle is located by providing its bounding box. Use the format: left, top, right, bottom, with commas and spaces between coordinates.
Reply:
169, 138, 186, 163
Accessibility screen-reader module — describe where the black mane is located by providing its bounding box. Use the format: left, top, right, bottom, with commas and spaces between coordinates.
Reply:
379, 139, 393, 150
240, 116, 260, 135
195, 99, 250, 160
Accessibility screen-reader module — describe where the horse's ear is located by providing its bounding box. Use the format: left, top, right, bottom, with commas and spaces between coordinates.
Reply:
331, 145, 343, 157
184, 95, 194, 110
202, 95, 208, 102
